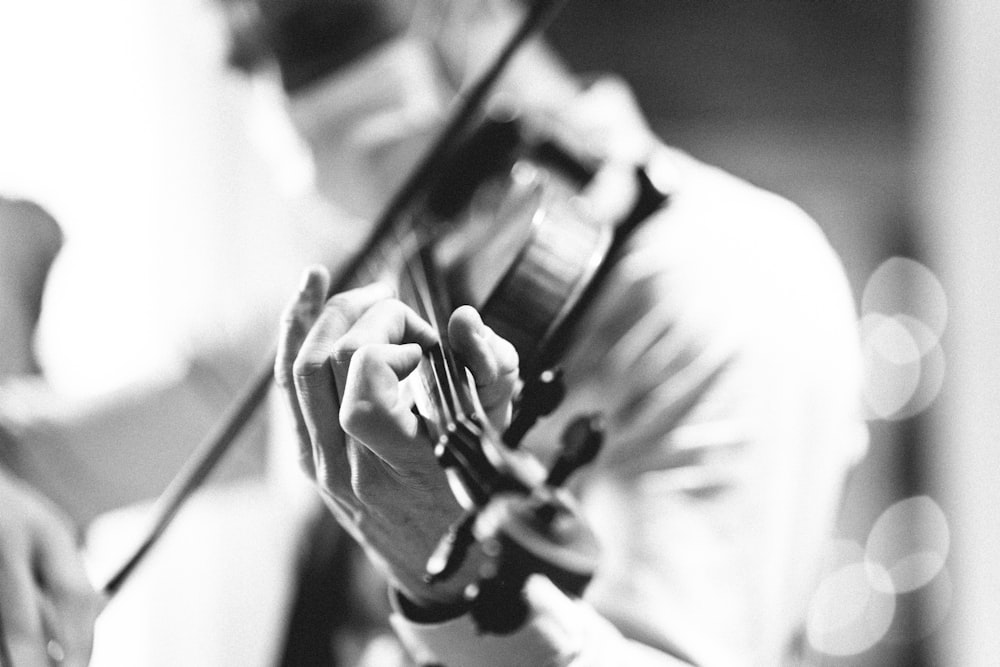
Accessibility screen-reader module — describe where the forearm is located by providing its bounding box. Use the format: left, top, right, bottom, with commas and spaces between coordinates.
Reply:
0, 355, 267, 527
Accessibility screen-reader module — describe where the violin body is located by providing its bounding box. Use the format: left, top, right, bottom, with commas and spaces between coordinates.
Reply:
418, 116, 612, 375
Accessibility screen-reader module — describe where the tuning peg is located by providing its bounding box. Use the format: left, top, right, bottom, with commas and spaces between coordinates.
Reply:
547, 413, 604, 487
425, 509, 478, 584
503, 367, 566, 448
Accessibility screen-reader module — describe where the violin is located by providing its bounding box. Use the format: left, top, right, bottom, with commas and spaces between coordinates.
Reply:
388, 114, 666, 630
101, 0, 667, 634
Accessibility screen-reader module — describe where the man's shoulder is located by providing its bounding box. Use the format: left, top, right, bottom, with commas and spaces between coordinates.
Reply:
609, 144, 859, 365
638, 145, 850, 302
656, 146, 822, 250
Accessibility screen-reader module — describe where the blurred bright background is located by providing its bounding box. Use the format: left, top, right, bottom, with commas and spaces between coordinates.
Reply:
2, 0, 998, 665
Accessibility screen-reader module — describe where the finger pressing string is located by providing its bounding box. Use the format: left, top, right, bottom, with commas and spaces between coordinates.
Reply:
340, 342, 428, 469
331, 300, 438, 361
329, 299, 438, 406
448, 306, 519, 430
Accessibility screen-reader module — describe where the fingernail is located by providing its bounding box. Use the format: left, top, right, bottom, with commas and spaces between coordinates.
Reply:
402, 342, 426, 364
466, 308, 487, 336
474, 317, 492, 343
47, 639, 65, 663
298, 268, 315, 293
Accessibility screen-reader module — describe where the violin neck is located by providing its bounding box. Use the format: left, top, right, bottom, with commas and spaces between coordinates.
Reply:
400, 245, 514, 508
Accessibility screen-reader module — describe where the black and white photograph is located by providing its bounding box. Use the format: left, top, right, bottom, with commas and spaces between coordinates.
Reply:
1, 1, 995, 665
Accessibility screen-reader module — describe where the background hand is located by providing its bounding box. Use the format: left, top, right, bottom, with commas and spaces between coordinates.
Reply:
0, 469, 102, 667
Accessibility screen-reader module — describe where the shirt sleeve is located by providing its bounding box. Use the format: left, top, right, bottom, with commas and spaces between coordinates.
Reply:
389, 576, 691, 667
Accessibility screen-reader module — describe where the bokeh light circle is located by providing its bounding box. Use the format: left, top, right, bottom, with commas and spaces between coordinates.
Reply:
866, 495, 950, 594
861, 257, 948, 341
858, 257, 948, 421
891, 323, 946, 421
860, 313, 923, 419
806, 560, 896, 656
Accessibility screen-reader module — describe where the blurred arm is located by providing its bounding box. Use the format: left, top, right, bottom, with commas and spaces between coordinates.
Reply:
0, 349, 267, 528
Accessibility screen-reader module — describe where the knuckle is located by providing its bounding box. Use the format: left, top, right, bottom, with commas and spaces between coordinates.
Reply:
496, 337, 519, 371
326, 293, 357, 319
278, 301, 299, 329
340, 398, 380, 439
349, 343, 381, 368
351, 466, 387, 507
291, 350, 327, 380
280, 299, 318, 336
330, 337, 358, 365
326, 293, 351, 309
